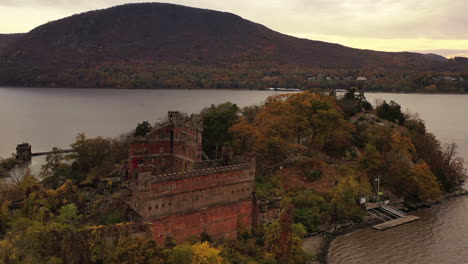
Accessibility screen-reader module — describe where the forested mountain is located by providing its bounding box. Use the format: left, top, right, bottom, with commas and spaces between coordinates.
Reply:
0, 3, 466, 88
0, 34, 24, 54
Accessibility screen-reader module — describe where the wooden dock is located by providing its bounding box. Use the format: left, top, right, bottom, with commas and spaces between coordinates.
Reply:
367, 204, 420, 230
372, 215, 420, 230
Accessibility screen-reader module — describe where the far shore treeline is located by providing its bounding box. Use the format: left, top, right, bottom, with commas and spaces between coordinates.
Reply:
0, 90, 466, 263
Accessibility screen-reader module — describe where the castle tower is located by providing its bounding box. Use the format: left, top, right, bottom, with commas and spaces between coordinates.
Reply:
16, 143, 32, 161
128, 111, 203, 180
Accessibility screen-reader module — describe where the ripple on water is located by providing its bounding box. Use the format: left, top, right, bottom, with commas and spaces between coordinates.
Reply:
328, 196, 468, 264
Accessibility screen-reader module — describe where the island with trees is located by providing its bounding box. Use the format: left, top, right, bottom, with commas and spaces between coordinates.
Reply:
0, 90, 466, 264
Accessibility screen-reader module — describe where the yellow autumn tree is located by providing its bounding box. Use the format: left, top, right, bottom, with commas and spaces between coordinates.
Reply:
409, 163, 442, 202
191, 241, 225, 264
0, 239, 18, 264
330, 166, 371, 221
390, 132, 415, 157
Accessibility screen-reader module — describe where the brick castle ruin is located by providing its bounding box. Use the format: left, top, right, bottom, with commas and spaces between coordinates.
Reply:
126, 111, 278, 244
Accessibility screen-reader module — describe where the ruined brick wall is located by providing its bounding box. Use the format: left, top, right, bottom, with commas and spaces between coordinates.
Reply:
128, 112, 203, 178
150, 199, 254, 244
126, 111, 257, 244
128, 163, 256, 244
130, 164, 255, 219
257, 198, 282, 225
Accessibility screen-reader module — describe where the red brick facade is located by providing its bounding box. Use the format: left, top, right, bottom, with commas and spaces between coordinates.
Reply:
151, 200, 254, 244
130, 167, 255, 219
128, 111, 203, 178
127, 111, 256, 244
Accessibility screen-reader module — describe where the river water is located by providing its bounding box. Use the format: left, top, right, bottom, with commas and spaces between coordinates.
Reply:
1, 88, 467, 262
329, 93, 468, 264
0, 88, 282, 173
0, 88, 288, 157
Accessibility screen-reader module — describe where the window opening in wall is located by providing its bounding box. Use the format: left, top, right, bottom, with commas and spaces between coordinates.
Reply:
156, 204, 158, 209
162, 203, 165, 208
170, 131, 174, 153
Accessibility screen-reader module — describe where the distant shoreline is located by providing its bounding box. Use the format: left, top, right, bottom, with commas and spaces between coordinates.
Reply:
0, 86, 271, 91
0, 85, 467, 95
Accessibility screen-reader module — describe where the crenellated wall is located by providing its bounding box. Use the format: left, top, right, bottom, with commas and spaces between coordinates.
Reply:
136, 163, 253, 188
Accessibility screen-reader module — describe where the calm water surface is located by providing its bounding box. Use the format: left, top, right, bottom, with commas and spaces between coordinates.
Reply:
1, 88, 467, 263
329, 92, 468, 264
0, 88, 283, 157
0, 88, 283, 175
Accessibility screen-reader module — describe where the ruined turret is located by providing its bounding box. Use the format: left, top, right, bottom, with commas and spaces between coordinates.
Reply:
16, 143, 32, 160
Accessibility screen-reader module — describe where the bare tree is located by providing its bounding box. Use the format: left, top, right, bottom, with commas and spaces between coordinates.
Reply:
443, 143, 467, 186
6, 165, 30, 185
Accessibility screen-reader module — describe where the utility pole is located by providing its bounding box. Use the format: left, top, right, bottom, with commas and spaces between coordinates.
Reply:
375, 175, 381, 203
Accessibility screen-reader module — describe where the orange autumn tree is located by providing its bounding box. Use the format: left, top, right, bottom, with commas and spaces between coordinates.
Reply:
230, 91, 353, 166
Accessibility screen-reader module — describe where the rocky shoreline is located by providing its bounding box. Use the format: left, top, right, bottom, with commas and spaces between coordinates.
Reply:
404, 188, 467, 211
303, 188, 468, 264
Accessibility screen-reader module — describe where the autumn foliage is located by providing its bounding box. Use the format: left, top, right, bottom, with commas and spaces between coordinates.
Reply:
231, 92, 353, 166
0, 91, 466, 263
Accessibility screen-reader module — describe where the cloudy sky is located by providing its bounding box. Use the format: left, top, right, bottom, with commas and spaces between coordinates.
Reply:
1, 0, 467, 57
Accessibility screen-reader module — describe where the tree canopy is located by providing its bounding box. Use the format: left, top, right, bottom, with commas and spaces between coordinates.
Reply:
201, 102, 240, 159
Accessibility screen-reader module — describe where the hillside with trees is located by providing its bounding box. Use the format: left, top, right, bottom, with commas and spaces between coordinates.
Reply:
1, 90, 465, 263
0, 34, 23, 55
0, 3, 467, 90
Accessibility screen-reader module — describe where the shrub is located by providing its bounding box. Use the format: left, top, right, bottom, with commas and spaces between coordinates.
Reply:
376, 100, 406, 125
305, 170, 322, 181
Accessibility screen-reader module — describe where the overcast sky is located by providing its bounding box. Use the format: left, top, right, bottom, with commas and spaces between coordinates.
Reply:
1, 0, 467, 57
